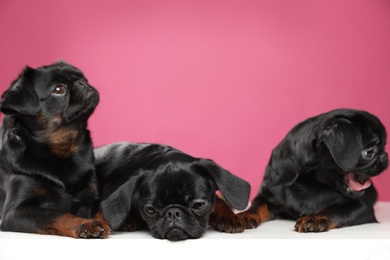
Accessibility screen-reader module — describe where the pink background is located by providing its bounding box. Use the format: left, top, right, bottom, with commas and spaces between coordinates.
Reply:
1, 0, 389, 201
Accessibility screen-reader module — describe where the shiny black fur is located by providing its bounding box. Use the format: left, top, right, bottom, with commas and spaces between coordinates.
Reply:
0, 62, 110, 238
95, 142, 250, 241
249, 109, 388, 231
214, 109, 388, 233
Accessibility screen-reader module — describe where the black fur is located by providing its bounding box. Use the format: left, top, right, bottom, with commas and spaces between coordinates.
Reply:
95, 142, 250, 241
215, 109, 388, 233
0, 62, 110, 238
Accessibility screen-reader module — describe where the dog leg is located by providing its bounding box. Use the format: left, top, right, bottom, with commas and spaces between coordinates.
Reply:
209, 195, 274, 233
1, 208, 111, 238
236, 195, 273, 229
44, 213, 111, 238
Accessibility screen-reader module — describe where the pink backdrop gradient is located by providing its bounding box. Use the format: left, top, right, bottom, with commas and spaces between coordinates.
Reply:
1, 0, 390, 201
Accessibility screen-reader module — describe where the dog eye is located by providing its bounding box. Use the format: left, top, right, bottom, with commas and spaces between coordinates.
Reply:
191, 200, 207, 213
144, 204, 156, 216
362, 147, 376, 160
52, 84, 67, 96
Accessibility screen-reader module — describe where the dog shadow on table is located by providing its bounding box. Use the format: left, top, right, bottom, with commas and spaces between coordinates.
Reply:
95, 142, 250, 241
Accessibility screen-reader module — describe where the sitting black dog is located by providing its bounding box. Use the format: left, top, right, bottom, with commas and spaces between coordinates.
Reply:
213, 108, 388, 233
0, 61, 110, 238
95, 142, 250, 240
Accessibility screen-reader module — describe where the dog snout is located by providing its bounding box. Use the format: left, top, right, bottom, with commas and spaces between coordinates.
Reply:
165, 208, 182, 222
74, 79, 87, 87
379, 152, 388, 163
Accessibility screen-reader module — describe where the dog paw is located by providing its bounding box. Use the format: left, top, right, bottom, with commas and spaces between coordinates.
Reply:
238, 212, 261, 229
77, 219, 111, 238
294, 215, 330, 232
210, 214, 246, 233
209, 196, 246, 233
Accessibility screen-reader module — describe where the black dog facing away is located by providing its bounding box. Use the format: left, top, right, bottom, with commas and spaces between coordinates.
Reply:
95, 142, 250, 241
0, 62, 110, 238
213, 108, 388, 233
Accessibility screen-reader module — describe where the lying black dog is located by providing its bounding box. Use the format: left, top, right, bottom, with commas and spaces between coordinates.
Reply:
0, 61, 110, 238
213, 108, 388, 233
95, 142, 250, 240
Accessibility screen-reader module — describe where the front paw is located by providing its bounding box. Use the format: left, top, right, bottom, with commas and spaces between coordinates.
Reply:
77, 219, 111, 238
209, 196, 246, 233
294, 215, 331, 232
210, 212, 246, 233
237, 211, 261, 229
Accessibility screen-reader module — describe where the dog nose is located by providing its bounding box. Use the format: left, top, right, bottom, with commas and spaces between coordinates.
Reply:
380, 152, 388, 162
165, 208, 182, 221
74, 79, 87, 87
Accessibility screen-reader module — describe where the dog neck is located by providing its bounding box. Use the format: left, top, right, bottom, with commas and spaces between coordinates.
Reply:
44, 127, 82, 158
32, 113, 85, 158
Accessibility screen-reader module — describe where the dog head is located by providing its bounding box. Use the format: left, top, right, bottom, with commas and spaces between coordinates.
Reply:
100, 150, 250, 241
0, 61, 99, 157
320, 109, 388, 198
1, 61, 99, 126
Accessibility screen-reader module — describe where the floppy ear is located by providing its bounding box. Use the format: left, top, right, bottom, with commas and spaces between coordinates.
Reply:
1, 66, 40, 116
194, 159, 250, 211
322, 118, 362, 171
99, 174, 143, 230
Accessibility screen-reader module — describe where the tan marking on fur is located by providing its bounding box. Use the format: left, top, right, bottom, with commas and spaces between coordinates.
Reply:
229, 202, 273, 229
37, 113, 81, 158
328, 219, 338, 230
209, 197, 246, 233
42, 213, 111, 238
256, 204, 271, 222
94, 212, 105, 221
32, 185, 49, 196
45, 127, 80, 158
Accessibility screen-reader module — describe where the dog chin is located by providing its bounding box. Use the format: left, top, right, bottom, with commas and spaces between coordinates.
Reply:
164, 228, 192, 241
151, 223, 205, 241
150, 226, 194, 241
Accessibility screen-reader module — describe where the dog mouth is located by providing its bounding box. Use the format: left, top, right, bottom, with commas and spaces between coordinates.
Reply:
164, 228, 191, 241
344, 173, 371, 193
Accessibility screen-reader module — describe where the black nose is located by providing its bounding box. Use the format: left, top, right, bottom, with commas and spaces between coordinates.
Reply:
165, 208, 182, 222
380, 152, 388, 162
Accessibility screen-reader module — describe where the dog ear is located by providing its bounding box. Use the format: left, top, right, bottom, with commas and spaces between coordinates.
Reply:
194, 159, 250, 211
1, 66, 40, 116
99, 174, 143, 230
322, 118, 362, 171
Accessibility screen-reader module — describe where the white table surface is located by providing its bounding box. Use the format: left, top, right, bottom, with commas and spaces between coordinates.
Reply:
1, 202, 389, 260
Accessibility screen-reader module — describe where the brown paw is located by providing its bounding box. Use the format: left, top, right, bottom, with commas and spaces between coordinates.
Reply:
210, 212, 246, 233
294, 215, 331, 233
77, 219, 111, 238
47, 214, 112, 238
239, 212, 261, 229
209, 196, 246, 233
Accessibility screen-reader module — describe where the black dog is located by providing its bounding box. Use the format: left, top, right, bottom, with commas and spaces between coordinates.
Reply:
213, 108, 388, 233
95, 142, 250, 241
0, 61, 110, 238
